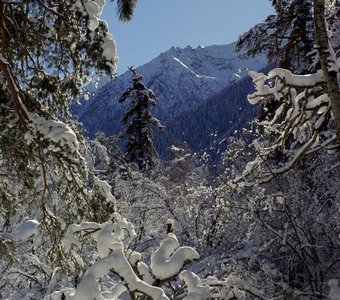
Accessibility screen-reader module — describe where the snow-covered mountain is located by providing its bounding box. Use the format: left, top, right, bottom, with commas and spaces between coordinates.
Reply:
74, 43, 265, 133
73, 42, 267, 156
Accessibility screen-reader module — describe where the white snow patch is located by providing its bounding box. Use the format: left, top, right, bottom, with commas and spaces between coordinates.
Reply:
10, 219, 40, 240
84, 0, 105, 31
151, 233, 199, 280
166, 219, 174, 225
179, 270, 210, 300
94, 176, 116, 206
101, 33, 118, 73
26, 113, 79, 154
173, 57, 216, 80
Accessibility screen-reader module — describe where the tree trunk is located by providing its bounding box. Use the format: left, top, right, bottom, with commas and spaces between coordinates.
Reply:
313, 0, 340, 151
0, 1, 28, 121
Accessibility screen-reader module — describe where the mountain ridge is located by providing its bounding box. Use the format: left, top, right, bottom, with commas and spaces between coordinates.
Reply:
73, 42, 267, 157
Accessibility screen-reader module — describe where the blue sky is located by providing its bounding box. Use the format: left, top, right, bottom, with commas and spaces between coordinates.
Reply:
102, 1, 273, 74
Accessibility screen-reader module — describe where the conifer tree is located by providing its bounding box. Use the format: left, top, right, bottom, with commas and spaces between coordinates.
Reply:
115, 0, 137, 21
236, 0, 315, 72
119, 67, 164, 174
236, 0, 340, 158
0, 1, 119, 295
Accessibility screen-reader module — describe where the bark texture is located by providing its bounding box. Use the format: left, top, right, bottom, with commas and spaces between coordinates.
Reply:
313, 0, 340, 149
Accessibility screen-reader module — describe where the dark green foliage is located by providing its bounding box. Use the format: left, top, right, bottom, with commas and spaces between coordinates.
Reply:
1, 1, 116, 119
119, 68, 164, 174
114, 0, 137, 21
0, 0, 119, 282
236, 0, 314, 72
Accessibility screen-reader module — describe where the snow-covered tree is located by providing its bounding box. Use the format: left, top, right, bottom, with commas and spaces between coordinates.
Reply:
233, 1, 340, 185
236, 0, 315, 72
94, 132, 130, 178
214, 1, 340, 298
120, 67, 164, 175
238, 0, 340, 152
313, 0, 340, 148
0, 0, 118, 220
48, 215, 215, 300
214, 132, 340, 298
0, 0, 120, 297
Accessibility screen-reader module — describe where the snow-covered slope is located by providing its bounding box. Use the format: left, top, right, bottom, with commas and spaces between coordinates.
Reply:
73, 43, 266, 139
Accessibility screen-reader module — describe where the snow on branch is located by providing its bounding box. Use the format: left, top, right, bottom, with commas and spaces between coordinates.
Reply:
235, 66, 336, 184
62, 213, 136, 255
52, 217, 214, 299
73, 243, 169, 300
93, 176, 117, 210
24, 113, 82, 163
248, 69, 325, 104
179, 270, 210, 300
10, 219, 40, 241
151, 233, 200, 281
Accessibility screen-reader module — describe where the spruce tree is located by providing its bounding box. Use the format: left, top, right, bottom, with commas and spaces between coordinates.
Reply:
115, 0, 137, 21
119, 67, 164, 174
0, 1, 119, 295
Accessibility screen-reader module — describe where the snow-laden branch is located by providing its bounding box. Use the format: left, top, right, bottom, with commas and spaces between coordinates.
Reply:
248, 69, 325, 105
25, 113, 80, 155
55, 216, 217, 299
235, 66, 336, 185
179, 271, 210, 300
62, 213, 136, 255
93, 176, 117, 211
73, 243, 168, 300
151, 233, 199, 281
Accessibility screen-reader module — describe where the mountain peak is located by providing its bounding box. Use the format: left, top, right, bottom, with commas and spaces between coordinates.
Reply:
73, 42, 267, 142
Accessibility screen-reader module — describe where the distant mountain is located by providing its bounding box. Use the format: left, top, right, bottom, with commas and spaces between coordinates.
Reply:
154, 75, 257, 159
73, 42, 268, 157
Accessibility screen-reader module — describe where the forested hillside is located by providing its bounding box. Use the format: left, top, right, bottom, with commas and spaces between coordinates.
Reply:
0, 1, 339, 300
72, 43, 266, 139
73, 44, 266, 159
154, 73, 259, 158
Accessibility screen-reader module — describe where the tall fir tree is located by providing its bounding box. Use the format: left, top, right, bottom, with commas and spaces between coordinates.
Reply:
115, 0, 137, 21
119, 67, 164, 174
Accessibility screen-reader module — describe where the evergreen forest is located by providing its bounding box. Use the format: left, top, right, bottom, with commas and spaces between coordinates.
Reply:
0, 0, 339, 299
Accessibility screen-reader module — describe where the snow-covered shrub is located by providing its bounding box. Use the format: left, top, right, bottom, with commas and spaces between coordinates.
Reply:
48, 216, 214, 300
215, 133, 340, 299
